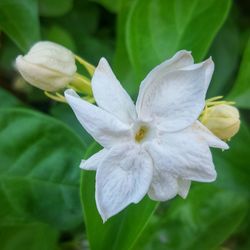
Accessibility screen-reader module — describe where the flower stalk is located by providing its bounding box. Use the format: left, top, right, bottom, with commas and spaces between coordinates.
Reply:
69, 73, 93, 96
44, 91, 67, 103
75, 55, 95, 76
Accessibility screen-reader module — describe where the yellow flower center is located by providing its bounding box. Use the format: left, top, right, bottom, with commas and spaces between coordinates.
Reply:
135, 126, 148, 143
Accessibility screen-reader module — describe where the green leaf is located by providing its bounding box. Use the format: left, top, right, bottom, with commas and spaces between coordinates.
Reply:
161, 186, 247, 250
207, 18, 241, 97
213, 121, 250, 196
50, 103, 93, 148
81, 143, 157, 250
0, 0, 40, 52
0, 223, 58, 250
0, 108, 85, 230
138, 186, 248, 250
227, 36, 250, 109
0, 87, 22, 109
39, 0, 73, 17
113, 0, 137, 97
126, 0, 232, 79
0, 37, 21, 72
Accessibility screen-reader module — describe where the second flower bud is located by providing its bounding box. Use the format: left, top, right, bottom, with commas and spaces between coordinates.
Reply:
200, 104, 240, 141
16, 41, 77, 92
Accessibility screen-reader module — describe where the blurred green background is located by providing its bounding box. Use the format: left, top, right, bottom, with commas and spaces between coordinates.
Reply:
0, 0, 250, 249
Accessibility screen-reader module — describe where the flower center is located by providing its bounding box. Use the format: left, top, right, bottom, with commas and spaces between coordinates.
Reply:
135, 126, 148, 143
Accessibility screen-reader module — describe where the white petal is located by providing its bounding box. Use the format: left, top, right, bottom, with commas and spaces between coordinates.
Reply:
145, 128, 217, 182
193, 121, 229, 149
65, 89, 132, 148
137, 57, 214, 132
148, 169, 178, 201
80, 149, 108, 170
177, 178, 191, 198
95, 144, 153, 222
91, 58, 137, 124
137, 50, 194, 111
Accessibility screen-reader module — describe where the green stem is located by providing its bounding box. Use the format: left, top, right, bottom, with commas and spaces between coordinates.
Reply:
69, 73, 93, 96
44, 91, 66, 103
75, 55, 95, 76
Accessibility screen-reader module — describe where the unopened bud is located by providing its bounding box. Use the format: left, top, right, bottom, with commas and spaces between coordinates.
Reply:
15, 41, 77, 92
200, 104, 240, 141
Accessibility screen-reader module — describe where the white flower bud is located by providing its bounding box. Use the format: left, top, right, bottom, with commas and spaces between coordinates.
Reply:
15, 41, 77, 92
201, 104, 240, 140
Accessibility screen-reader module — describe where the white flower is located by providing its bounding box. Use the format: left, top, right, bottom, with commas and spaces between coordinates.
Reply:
16, 41, 76, 92
65, 51, 228, 222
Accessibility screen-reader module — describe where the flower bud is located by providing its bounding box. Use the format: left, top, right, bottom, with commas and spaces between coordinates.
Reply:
15, 41, 77, 92
201, 104, 240, 140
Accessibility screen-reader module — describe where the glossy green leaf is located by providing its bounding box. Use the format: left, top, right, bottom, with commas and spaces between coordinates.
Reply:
207, 18, 240, 97
0, 87, 22, 109
160, 186, 247, 250
39, 0, 73, 17
50, 103, 93, 147
0, 223, 58, 250
0, 37, 21, 72
113, 0, 137, 97
227, 37, 250, 109
0, 0, 40, 52
126, 0, 231, 79
0, 108, 85, 230
81, 143, 157, 250
214, 121, 250, 196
